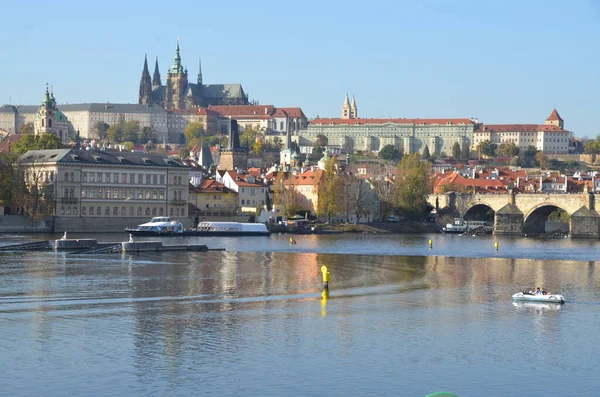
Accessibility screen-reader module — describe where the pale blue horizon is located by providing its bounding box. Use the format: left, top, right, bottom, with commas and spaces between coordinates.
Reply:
1, 0, 599, 137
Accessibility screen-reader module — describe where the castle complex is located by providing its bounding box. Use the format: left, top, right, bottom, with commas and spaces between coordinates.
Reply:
138, 40, 250, 110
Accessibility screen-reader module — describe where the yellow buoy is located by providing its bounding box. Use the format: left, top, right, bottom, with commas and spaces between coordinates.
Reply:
321, 265, 331, 290
495, 242, 499, 251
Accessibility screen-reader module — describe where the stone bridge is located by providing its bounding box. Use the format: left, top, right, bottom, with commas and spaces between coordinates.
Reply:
428, 190, 600, 238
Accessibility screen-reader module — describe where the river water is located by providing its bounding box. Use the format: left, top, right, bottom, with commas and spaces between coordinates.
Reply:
1, 233, 599, 396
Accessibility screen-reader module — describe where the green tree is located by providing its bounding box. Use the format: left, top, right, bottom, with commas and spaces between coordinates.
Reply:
451, 142, 461, 160
498, 142, 520, 157
313, 134, 328, 155
20, 122, 34, 135
379, 144, 401, 161
139, 126, 157, 144
394, 153, 432, 218
239, 126, 258, 148
12, 134, 63, 153
584, 138, 600, 155
524, 145, 538, 157
461, 142, 470, 160
317, 156, 342, 222
94, 121, 110, 140
252, 140, 265, 155
477, 140, 497, 158
421, 144, 431, 160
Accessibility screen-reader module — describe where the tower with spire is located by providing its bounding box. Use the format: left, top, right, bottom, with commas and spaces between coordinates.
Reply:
138, 55, 153, 105
342, 94, 351, 119
197, 57, 203, 85
545, 108, 564, 129
165, 39, 189, 110
34, 85, 69, 143
350, 95, 357, 119
152, 57, 162, 89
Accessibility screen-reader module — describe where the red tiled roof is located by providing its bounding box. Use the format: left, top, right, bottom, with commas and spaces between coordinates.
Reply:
284, 169, 324, 186
310, 118, 473, 126
547, 108, 563, 121
475, 124, 568, 133
225, 171, 264, 187
280, 107, 306, 118
191, 179, 235, 194
209, 105, 275, 117
0, 134, 27, 152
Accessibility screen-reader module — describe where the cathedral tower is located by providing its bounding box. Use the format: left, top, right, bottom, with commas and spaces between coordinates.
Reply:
138, 55, 152, 105
165, 39, 188, 110
350, 95, 357, 119
152, 57, 162, 89
197, 57, 203, 85
342, 94, 351, 119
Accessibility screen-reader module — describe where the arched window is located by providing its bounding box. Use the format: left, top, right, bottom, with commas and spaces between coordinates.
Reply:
82, 207, 86, 215
105, 207, 109, 216
70, 172, 74, 181
280, 121, 284, 131
152, 207, 157, 216
159, 207, 164, 216
48, 119, 52, 128
69, 189, 74, 198
170, 208, 174, 216
59, 130, 62, 139
137, 207, 142, 216
176, 208, 180, 216
60, 206, 65, 215
41, 119, 44, 127
73, 207, 78, 216
64, 188, 68, 198
66, 207, 71, 215
121, 207, 126, 216
129, 208, 133, 216
89, 206, 94, 215
145, 207, 150, 216
97, 207, 101, 215
113, 207, 118, 216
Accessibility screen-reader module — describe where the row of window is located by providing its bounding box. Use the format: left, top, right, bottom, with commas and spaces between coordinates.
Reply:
60, 206, 186, 217
81, 172, 184, 185
81, 188, 166, 200
240, 199, 265, 206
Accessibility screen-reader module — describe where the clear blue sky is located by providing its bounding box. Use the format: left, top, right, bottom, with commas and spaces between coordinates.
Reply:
1, 0, 599, 136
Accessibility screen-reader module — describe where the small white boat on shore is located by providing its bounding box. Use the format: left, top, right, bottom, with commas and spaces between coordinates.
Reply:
512, 291, 565, 304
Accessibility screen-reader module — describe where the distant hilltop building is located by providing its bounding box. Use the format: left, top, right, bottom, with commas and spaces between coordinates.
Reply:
473, 109, 571, 154
296, 95, 474, 156
138, 39, 250, 110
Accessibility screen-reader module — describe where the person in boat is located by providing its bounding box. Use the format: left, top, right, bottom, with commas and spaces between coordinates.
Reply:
535, 287, 543, 295
541, 287, 547, 295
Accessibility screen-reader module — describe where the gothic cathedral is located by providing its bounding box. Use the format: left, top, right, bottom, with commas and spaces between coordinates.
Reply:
138, 40, 250, 110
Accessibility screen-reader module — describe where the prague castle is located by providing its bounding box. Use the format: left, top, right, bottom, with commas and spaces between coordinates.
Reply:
138, 40, 250, 110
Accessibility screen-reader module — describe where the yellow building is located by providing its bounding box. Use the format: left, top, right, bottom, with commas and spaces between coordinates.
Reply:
189, 179, 237, 214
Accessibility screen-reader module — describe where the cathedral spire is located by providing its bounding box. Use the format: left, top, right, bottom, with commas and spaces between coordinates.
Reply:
350, 95, 357, 119
197, 57, 203, 85
152, 57, 161, 88
139, 54, 153, 105
170, 38, 184, 74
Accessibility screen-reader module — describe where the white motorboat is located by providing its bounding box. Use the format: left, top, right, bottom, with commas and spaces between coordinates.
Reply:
512, 291, 565, 304
512, 301, 562, 311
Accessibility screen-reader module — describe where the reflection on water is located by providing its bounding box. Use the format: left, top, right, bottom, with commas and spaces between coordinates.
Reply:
1, 247, 599, 396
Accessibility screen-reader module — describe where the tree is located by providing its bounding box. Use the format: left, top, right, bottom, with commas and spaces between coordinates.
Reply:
452, 142, 461, 160
273, 172, 299, 218
498, 142, 520, 157
184, 122, 206, 146
394, 153, 432, 218
524, 145, 538, 157
239, 126, 258, 149
477, 140, 497, 158
15, 156, 56, 219
317, 156, 342, 222
584, 138, 600, 155
348, 176, 374, 223
379, 144, 402, 161
372, 179, 394, 221
252, 140, 265, 155
94, 121, 109, 140
139, 126, 157, 144
535, 151, 549, 169
313, 134, 328, 155
12, 134, 64, 153
421, 145, 431, 160
461, 142, 470, 160
20, 122, 34, 135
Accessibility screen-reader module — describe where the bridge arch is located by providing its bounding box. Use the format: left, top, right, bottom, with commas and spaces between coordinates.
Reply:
463, 204, 495, 222
523, 203, 570, 235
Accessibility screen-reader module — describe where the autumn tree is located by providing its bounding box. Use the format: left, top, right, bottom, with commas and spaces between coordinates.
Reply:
394, 153, 432, 218
317, 156, 342, 222
20, 122, 34, 135
498, 142, 520, 157
273, 172, 299, 217
477, 140, 497, 158
15, 156, 56, 219
184, 122, 206, 147
535, 151, 549, 169
372, 179, 395, 221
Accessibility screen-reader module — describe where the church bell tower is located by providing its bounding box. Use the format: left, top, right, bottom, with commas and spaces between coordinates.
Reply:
165, 39, 188, 110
